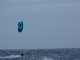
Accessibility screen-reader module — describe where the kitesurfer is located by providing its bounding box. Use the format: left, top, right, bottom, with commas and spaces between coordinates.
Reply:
21, 52, 24, 56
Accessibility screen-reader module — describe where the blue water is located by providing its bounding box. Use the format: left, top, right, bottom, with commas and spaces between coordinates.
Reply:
0, 48, 80, 60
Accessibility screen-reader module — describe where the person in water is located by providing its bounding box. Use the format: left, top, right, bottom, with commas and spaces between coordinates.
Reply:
21, 53, 24, 56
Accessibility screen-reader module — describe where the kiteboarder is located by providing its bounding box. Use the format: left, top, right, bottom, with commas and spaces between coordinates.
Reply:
21, 52, 24, 56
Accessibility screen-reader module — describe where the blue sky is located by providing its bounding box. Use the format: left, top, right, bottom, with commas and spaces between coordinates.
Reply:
0, 0, 80, 49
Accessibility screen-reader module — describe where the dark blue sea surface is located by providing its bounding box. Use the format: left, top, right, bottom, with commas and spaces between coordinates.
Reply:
0, 48, 80, 60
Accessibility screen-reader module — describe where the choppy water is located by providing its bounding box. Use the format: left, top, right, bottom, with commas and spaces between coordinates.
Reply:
0, 48, 80, 60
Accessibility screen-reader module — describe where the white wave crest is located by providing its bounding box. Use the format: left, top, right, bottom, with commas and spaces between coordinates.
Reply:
0, 55, 21, 58
42, 56, 54, 60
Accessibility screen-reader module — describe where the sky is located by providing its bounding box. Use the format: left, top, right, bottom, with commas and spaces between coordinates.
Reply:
0, 0, 80, 49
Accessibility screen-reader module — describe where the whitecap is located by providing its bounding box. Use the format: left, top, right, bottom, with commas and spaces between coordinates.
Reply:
0, 55, 21, 58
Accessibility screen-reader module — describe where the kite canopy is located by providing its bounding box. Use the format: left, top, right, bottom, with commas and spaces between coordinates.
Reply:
18, 21, 23, 32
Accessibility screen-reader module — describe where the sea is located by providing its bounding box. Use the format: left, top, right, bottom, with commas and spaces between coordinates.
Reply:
0, 48, 80, 60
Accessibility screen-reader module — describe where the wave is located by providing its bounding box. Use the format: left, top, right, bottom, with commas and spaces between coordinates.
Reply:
41, 56, 54, 60
0, 55, 21, 58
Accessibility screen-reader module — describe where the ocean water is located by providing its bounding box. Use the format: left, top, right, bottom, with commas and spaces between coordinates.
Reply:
0, 48, 80, 60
